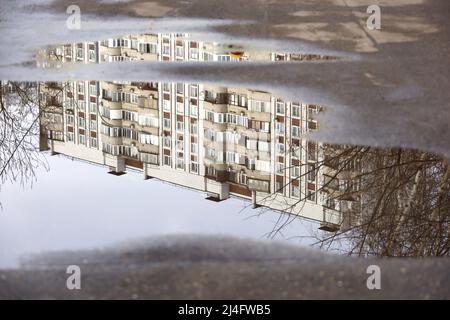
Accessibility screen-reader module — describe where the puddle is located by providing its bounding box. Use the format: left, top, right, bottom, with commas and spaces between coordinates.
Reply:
36, 33, 339, 70
0, 1, 449, 269
1, 78, 448, 264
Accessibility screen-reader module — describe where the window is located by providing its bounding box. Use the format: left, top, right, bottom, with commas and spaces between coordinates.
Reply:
189, 48, 198, 60
292, 185, 300, 198
276, 122, 285, 135
77, 82, 84, 94
139, 133, 159, 145
89, 120, 96, 131
276, 181, 284, 194
111, 92, 136, 103
162, 44, 170, 55
89, 84, 97, 95
122, 110, 138, 122
89, 49, 96, 62
140, 153, 158, 164
249, 100, 269, 112
207, 167, 216, 177
308, 105, 318, 120
48, 130, 64, 141
190, 162, 198, 173
175, 83, 184, 95
89, 137, 97, 148
326, 197, 336, 210
176, 140, 184, 151
206, 148, 216, 159
219, 55, 231, 62
67, 132, 74, 142
216, 113, 225, 123
76, 47, 83, 59
276, 100, 285, 114
67, 115, 74, 125
308, 142, 317, 161
292, 126, 300, 137
176, 158, 184, 169
276, 163, 284, 175
122, 127, 138, 140
79, 134, 86, 145
130, 93, 138, 104
100, 106, 110, 118
191, 105, 198, 116
203, 52, 214, 61
138, 115, 158, 128
176, 45, 184, 58
292, 166, 300, 178
163, 83, 170, 92
78, 117, 85, 128
111, 39, 129, 48
190, 123, 198, 135
277, 143, 285, 154
89, 103, 97, 113
191, 143, 198, 153
163, 99, 171, 111
261, 122, 270, 133
190, 85, 198, 98
139, 43, 157, 54
64, 46, 72, 57
176, 103, 184, 114
292, 104, 300, 118
163, 136, 171, 147
164, 155, 171, 166
77, 101, 85, 111
163, 118, 171, 129
205, 111, 214, 122
308, 164, 316, 181
307, 189, 316, 202
239, 172, 247, 185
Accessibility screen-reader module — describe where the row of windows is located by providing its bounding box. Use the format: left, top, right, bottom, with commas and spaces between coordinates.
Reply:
162, 155, 199, 173
205, 111, 249, 127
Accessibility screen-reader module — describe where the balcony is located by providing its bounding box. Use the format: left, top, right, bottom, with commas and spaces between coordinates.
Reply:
319, 207, 343, 232
101, 135, 123, 145
204, 91, 228, 104
132, 82, 158, 91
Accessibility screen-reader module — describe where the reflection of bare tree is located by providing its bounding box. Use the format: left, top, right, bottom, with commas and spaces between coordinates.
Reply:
0, 82, 49, 200
0, 80, 75, 201
312, 146, 450, 257
340, 147, 447, 257
250, 140, 450, 257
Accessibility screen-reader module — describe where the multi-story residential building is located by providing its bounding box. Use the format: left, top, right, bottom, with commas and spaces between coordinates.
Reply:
38, 33, 358, 232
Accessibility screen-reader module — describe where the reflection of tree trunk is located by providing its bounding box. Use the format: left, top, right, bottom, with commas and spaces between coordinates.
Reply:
417, 160, 450, 255
389, 152, 426, 255
431, 161, 449, 222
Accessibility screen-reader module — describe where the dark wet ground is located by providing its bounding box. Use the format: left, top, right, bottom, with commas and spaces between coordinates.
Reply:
1, 236, 449, 299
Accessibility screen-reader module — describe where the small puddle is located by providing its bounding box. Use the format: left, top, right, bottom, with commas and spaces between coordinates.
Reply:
36, 32, 340, 70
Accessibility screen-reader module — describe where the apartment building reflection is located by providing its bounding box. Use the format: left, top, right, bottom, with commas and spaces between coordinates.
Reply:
38, 33, 356, 232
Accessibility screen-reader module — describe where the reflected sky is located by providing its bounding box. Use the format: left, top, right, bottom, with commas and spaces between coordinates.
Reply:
0, 153, 316, 268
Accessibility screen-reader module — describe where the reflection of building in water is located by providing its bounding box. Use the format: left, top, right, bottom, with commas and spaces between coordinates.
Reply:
38, 34, 357, 232
39, 33, 335, 65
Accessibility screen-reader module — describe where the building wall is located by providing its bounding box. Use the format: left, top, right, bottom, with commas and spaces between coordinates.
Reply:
39, 33, 355, 231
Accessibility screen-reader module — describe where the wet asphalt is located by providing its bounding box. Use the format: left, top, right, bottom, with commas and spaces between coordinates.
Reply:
0, 235, 449, 299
